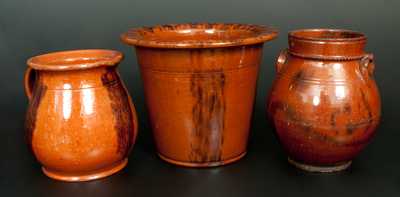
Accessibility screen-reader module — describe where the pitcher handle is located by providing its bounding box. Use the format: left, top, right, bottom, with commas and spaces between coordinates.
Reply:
24, 67, 36, 100
128, 97, 139, 143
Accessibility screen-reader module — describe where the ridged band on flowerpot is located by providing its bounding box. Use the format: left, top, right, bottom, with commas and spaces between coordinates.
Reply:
121, 23, 277, 167
24, 49, 138, 181
267, 29, 381, 172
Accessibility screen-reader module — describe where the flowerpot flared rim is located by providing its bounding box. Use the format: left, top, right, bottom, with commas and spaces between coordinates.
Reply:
27, 49, 123, 71
120, 23, 278, 48
289, 28, 366, 42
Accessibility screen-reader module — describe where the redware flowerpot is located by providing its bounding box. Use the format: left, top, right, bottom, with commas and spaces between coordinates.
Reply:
24, 49, 138, 181
121, 23, 277, 167
267, 29, 381, 172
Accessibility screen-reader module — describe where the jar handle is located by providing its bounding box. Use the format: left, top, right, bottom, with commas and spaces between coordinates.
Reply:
276, 49, 288, 74
24, 67, 36, 100
359, 53, 375, 78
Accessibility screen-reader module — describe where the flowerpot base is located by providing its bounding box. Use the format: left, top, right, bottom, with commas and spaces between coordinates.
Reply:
158, 152, 247, 167
288, 158, 352, 173
42, 158, 128, 182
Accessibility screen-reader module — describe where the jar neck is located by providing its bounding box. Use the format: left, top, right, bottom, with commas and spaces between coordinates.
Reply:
34, 67, 119, 90
288, 34, 367, 60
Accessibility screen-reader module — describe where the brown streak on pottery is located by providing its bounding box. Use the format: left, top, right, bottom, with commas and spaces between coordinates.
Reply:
101, 68, 135, 157
267, 29, 381, 172
121, 23, 277, 167
189, 71, 225, 162
24, 49, 138, 181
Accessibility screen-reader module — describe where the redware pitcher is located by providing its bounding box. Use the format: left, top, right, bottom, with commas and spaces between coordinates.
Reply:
24, 49, 138, 181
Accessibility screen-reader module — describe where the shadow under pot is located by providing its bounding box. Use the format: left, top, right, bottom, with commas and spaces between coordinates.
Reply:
121, 23, 278, 167
267, 29, 381, 172
24, 49, 138, 181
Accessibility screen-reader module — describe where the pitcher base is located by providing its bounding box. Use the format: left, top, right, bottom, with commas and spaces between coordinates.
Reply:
42, 158, 128, 182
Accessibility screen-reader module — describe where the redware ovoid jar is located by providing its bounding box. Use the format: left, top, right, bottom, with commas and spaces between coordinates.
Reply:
267, 29, 381, 172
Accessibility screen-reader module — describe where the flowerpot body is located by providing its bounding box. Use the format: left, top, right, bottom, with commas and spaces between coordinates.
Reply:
24, 49, 138, 181
122, 23, 277, 167
267, 29, 381, 172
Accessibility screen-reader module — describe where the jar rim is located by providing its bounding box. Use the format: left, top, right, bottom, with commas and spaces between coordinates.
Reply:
289, 29, 366, 42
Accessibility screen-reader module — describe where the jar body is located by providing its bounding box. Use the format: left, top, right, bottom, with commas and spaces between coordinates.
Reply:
268, 53, 381, 169
25, 67, 138, 181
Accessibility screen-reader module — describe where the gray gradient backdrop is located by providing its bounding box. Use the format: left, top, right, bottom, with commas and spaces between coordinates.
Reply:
0, 0, 399, 196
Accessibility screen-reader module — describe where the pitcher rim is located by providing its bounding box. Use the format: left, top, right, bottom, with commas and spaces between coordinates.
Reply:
27, 49, 123, 71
